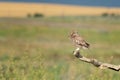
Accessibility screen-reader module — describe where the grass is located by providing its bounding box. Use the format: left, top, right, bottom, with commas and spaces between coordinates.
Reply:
0, 2, 120, 17
46, 16, 120, 26
0, 16, 120, 80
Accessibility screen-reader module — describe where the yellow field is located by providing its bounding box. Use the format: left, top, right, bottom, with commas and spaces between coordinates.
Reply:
0, 2, 120, 17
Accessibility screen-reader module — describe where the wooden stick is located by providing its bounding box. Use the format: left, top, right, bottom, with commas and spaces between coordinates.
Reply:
73, 48, 120, 71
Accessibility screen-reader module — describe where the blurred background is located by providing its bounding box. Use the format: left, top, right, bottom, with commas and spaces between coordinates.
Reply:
0, 0, 120, 80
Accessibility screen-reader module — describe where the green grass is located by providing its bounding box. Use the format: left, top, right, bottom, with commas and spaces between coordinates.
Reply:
46, 16, 120, 25
0, 16, 120, 80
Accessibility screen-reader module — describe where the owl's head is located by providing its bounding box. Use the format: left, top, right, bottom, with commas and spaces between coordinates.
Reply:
70, 31, 78, 38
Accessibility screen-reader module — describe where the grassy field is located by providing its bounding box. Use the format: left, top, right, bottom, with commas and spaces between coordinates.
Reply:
0, 2, 120, 17
0, 16, 120, 80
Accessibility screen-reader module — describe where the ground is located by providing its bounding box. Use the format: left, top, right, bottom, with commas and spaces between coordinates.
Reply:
0, 16, 120, 80
0, 2, 120, 17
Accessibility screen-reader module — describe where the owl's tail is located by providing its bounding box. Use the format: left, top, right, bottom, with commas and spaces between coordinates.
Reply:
85, 42, 90, 48
82, 42, 89, 49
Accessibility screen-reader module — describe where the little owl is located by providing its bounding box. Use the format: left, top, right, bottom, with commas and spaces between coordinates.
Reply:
70, 31, 90, 49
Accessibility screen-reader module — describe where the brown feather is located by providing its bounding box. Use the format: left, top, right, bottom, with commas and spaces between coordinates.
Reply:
70, 31, 90, 49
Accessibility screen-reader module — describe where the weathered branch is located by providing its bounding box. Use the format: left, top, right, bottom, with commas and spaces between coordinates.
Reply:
73, 48, 120, 71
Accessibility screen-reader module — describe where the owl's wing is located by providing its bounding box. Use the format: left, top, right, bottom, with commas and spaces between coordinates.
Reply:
76, 37, 90, 48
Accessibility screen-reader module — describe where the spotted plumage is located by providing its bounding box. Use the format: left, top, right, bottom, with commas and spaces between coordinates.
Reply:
70, 31, 90, 49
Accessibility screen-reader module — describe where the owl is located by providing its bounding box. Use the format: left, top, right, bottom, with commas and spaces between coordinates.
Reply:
70, 31, 90, 49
